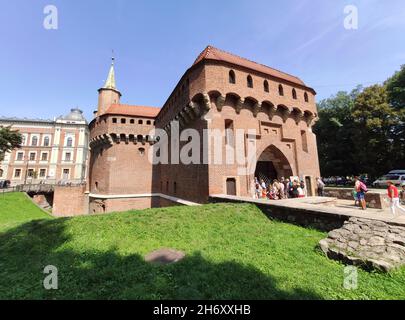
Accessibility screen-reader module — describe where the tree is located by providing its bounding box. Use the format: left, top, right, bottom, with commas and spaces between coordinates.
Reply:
351, 85, 397, 179
0, 126, 22, 161
313, 88, 361, 177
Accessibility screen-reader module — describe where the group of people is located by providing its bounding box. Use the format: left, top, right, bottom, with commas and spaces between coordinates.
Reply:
353, 176, 405, 217
254, 177, 307, 200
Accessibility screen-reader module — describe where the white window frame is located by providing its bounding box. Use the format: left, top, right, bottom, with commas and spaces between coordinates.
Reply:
40, 151, 49, 162
28, 151, 37, 162
31, 134, 40, 146
13, 168, 22, 179
42, 135, 52, 147
15, 151, 25, 162
61, 168, 70, 180
39, 168, 47, 179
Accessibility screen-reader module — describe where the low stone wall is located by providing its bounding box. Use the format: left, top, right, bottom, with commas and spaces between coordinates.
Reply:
209, 195, 348, 231
319, 217, 405, 272
324, 187, 389, 209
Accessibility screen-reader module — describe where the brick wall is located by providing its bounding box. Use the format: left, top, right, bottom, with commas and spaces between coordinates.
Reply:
52, 185, 88, 217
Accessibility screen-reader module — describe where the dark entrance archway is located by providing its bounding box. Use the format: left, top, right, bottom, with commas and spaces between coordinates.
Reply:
254, 145, 293, 183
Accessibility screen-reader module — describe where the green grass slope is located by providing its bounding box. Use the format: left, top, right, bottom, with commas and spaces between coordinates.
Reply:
0, 192, 52, 232
0, 194, 404, 299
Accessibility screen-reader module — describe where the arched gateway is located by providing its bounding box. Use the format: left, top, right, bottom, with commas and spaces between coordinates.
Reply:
254, 145, 293, 182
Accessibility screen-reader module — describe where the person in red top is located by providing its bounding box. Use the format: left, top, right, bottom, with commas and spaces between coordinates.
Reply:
387, 181, 405, 217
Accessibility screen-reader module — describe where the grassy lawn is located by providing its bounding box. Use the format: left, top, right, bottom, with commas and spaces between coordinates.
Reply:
0, 192, 404, 299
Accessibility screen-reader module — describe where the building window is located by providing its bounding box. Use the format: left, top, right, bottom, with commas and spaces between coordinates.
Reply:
41, 152, 48, 161
264, 80, 269, 92
301, 130, 308, 153
138, 147, 145, 156
22, 135, 26, 146
112, 118, 117, 123
247, 75, 253, 88
278, 84, 284, 96
14, 169, 21, 178
62, 169, 70, 179
31, 136, 38, 146
304, 92, 309, 102
27, 169, 34, 178
44, 136, 50, 146
229, 70, 236, 84
147, 120, 151, 125
130, 119, 135, 124
166, 181, 169, 191
138, 120, 143, 125
292, 88, 297, 100
66, 137, 73, 147
39, 169, 46, 178
174, 182, 177, 194
16, 152, 24, 161
225, 119, 234, 147
121, 118, 126, 124
29, 152, 36, 161
65, 152, 72, 161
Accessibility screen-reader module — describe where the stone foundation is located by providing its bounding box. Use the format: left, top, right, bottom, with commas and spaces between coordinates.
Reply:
319, 217, 405, 272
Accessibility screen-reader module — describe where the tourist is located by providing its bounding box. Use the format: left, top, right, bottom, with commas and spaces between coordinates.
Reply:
300, 180, 306, 197
255, 182, 261, 199
279, 179, 285, 199
354, 176, 367, 210
316, 177, 325, 197
400, 183, 405, 205
297, 184, 305, 198
387, 181, 405, 217
352, 189, 359, 207
291, 180, 300, 198
284, 178, 290, 198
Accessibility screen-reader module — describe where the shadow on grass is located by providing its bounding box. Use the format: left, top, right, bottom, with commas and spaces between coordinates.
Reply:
0, 218, 322, 300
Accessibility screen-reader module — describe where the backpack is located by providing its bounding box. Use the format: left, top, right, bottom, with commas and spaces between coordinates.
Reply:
360, 181, 368, 193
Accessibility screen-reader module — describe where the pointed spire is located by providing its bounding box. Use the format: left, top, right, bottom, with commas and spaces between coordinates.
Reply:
103, 53, 116, 90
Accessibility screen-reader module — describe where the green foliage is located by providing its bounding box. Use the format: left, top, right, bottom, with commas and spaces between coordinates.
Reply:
314, 68, 405, 179
0, 126, 22, 161
0, 193, 404, 299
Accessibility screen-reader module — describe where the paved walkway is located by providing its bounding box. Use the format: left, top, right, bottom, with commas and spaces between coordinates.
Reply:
210, 195, 405, 226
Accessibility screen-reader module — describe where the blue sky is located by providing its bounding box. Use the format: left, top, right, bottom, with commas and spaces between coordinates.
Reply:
0, 0, 404, 120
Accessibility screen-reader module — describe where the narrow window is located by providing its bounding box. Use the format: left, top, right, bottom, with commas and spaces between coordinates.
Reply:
112, 118, 117, 123
278, 84, 284, 96
166, 181, 169, 191
147, 120, 151, 125
292, 88, 297, 100
16, 152, 24, 161
138, 120, 143, 125
229, 70, 236, 84
62, 169, 69, 179
31, 136, 38, 146
44, 136, 50, 146
41, 153, 48, 161
39, 169, 46, 178
226, 178, 237, 196
301, 130, 308, 153
225, 119, 234, 147
27, 169, 34, 178
14, 169, 21, 178
21, 135, 26, 145
304, 92, 309, 102
264, 80, 269, 92
174, 182, 177, 194
247, 75, 253, 88
29, 152, 36, 161
130, 119, 135, 124
66, 137, 73, 147
65, 152, 71, 161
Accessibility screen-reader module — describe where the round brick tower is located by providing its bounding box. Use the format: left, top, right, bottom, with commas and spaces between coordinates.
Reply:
88, 58, 160, 214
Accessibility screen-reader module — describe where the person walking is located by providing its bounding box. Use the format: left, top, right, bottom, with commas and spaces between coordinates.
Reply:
400, 183, 405, 205
316, 177, 325, 197
387, 181, 405, 217
354, 176, 367, 210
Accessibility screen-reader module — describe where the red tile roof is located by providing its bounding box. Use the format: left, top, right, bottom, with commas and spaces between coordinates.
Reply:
104, 104, 160, 118
193, 45, 306, 86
